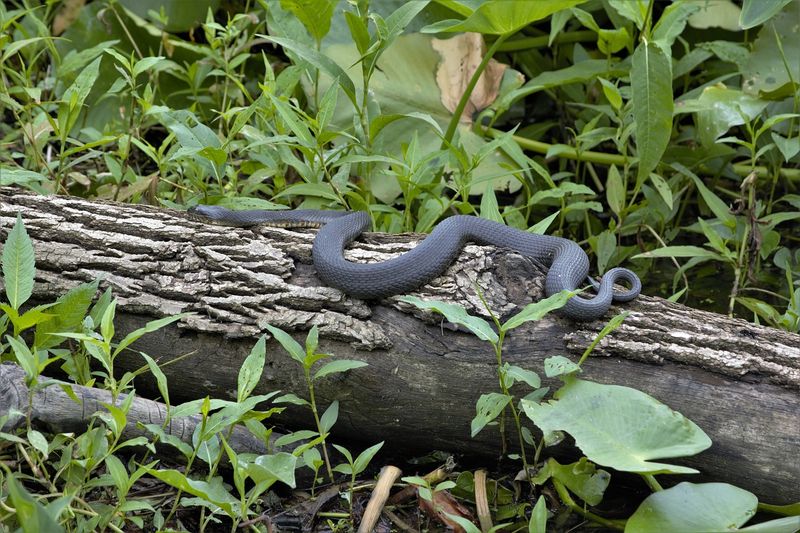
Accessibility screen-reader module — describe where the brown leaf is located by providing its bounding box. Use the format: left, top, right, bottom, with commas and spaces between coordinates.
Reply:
431, 33, 509, 124
419, 489, 476, 533
53, 0, 86, 36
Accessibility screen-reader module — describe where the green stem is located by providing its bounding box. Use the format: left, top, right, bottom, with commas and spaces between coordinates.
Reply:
488, 128, 800, 182
497, 31, 596, 52
442, 33, 510, 147
552, 479, 626, 530
641, 474, 663, 492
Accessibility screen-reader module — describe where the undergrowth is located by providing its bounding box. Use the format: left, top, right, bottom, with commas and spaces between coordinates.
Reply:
0, 0, 799, 531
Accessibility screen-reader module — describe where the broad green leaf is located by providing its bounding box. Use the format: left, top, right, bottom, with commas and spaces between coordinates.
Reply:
3, 471, 64, 533
319, 400, 339, 434
146, 469, 239, 516
652, 1, 702, 46
246, 452, 297, 488
593, 230, 616, 275
671, 163, 735, 226
529, 495, 548, 533
626, 483, 757, 532
598, 78, 622, 111
369, 111, 443, 140
280, 0, 336, 44
266, 93, 315, 146
741, 517, 800, 532
479, 188, 503, 223
522, 379, 711, 473
399, 296, 498, 344
739, 0, 794, 29
61, 55, 101, 108
381, 0, 429, 42
471, 392, 510, 437
631, 40, 673, 183
6, 335, 39, 379
421, 0, 587, 35
132, 56, 165, 78
104, 454, 129, 494
633, 245, 725, 261
353, 441, 384, 474
501, 290, 573, 332
35, 280, 99, 350
675, 86, 768, 146
2, 214, 35, 310
504, 365, 541, 389
113, 314, 189, 357
528, 212, 559, 235
741, 1, 800, 98
607, 0, 647, 29
313, 359, 368, 381
26, 429, 49, 459
532, 458, 609, 506
238, 335, 266, 402
648, 173, 673, 210
265, 324, 306, 364
140, 352, 169, 408
264, 35, 357, 106
544, 355, 580, 378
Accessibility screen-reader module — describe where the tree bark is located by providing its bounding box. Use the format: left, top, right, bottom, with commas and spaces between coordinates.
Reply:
0, 189, 798, 503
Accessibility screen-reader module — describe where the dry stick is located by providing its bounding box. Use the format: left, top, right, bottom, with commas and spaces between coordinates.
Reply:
357, 465, 403, 533
474, 469, 492, 533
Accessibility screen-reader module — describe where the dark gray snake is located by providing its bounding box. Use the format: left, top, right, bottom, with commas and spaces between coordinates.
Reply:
188, 205, 641, 321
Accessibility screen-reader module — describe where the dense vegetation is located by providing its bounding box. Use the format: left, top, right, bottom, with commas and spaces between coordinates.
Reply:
0, 0, 798, 531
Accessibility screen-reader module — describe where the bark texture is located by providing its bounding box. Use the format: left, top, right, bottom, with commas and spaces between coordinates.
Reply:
0, 189, 798, 503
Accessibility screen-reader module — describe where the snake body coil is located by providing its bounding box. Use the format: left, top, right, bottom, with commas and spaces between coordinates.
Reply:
189, 205, 641, 321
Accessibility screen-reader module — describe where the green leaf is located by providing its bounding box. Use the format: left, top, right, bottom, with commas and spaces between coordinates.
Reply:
246, 452, 298, 488
741, 1, 800, 98
627, 482, 758, 532
633, 245, 725, 261
26, 429, 49, 459
504, 365, 541, 389
35, 280, 99, 350
319, 400, 339, 434
648, 173, 673, 210
104, 454, 129, 494
501, 290, 573, 332
399, 296, 498, 344
132, 56, 165, 78
265, 324, 306, 364
598, 78, 622, 111
6, 335, 39, 379
280, 0, 336, 44
140, 352, 170, 408
672, 163, 735, 226
528, 212, 559, 235
264, 35, 357, 107
479, 188, 503, 223
652, 1, 701, 47
3, 469, 64, 533
471, 392, 511, 437
421, 0, 586, 35
2, 214, 35, 310
607, 0, 647, 29
146, 469, 239, 517
740, 516, 800, 532
544, 355, 580, 378
529, 495, 548, 532
313, 359, 368, 381
238, 335, 266, 402
113, 314, 189, 357
353, 441, 384, 474
739, 0, 794, 29
522, 379, 711, 474
593, 230, 616, 275
631, 39, 673, 184
535, 458, 609, 506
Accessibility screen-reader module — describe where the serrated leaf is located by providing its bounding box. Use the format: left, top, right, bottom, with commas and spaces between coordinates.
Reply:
35, 280, 98, 350
2, 214, 35, 310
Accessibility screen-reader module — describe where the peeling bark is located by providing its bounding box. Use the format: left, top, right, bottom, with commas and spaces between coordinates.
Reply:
0, 189, 798, 503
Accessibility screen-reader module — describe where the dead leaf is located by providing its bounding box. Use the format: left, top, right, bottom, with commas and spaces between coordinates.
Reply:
432, 33, 508, 124
419, 489, 476, 533
53, 0, 86, 36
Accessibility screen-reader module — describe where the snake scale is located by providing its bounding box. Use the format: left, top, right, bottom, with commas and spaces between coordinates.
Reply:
188, 205, 641, 321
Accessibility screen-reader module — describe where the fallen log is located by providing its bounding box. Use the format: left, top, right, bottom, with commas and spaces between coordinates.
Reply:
0, 189, 798, 503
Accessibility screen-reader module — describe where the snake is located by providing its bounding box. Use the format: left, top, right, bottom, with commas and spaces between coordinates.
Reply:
188, 205, 641, 321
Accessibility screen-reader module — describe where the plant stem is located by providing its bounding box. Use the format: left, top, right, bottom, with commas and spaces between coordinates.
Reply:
497, 31, 596, 52
489, 128, 800, 182
641, 473, 663, 492
442, 33, 510, 147
552, 479, 626, 530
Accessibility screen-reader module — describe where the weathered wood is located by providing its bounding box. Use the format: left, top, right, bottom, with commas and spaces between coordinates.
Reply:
0, 362, 279, 459
0, 189, 798, 503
